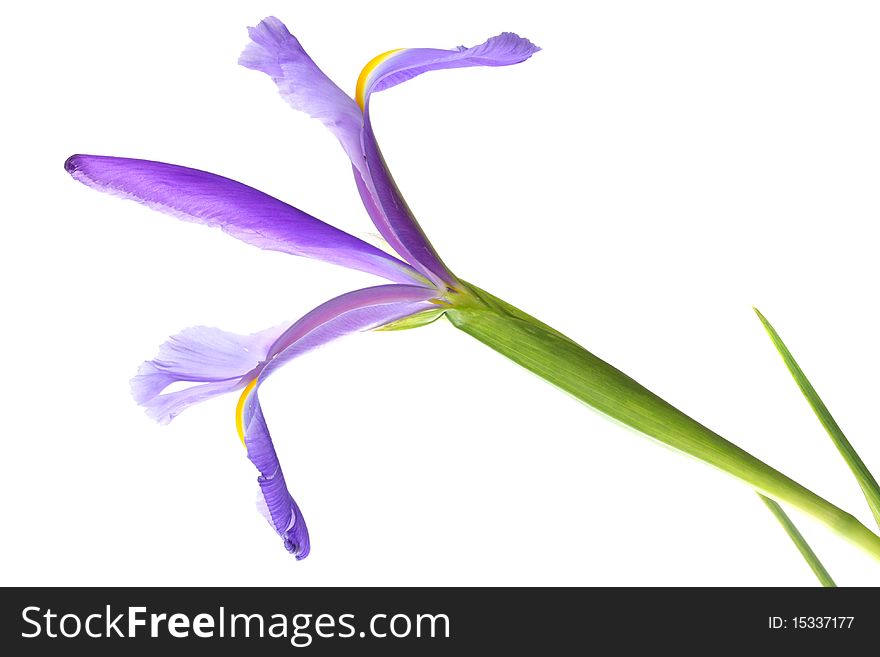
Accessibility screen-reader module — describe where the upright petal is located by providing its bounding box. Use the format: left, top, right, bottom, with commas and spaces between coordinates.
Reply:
237, 20, 539, 286
351, 166, 417, 275
358, 130, 455, 286
237, 19, 425, 276
239, 17, 365, 173
65, 155, 421, 284
355, 33, 539, 286
237, 19, 450, 284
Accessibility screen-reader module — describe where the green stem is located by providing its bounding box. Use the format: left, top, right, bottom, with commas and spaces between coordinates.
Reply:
759, 495, 836, 587
446, 283, 880, 562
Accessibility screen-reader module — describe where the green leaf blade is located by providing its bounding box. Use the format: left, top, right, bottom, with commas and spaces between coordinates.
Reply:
754, 308, 880, 529
759, 494, 836, 587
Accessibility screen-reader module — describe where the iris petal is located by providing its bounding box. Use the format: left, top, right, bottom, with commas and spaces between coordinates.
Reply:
236, 19, 449, 283
131, 324, 286, 424
65, 154, 420, 284
358, 129, 454, 286
357, 33, 540, 286
237, 19, 539, 285
242, 387, 310, 559
233, 285, 440, 556
260, 284, 438, 379
132, 285, 437, 425
238, 17, 365, 174
361, 33, 541, 101
237, 19, 423, 278
130, 284, 439, 555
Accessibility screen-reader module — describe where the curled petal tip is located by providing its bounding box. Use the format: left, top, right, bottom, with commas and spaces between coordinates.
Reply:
64, 154, 82, 174
288, 538, 310, 560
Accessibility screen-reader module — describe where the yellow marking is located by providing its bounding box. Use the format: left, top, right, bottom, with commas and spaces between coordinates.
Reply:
235, 378, 259, 447
356, 48, 405, 111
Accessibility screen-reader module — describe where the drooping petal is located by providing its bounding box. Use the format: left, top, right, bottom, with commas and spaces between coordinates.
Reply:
132, 324, 286, 424
65, 154, 421, 284
232, 284, 440, 556
355, 33, 539, 286
238, 17, 365, 173
241, 387, 310, 558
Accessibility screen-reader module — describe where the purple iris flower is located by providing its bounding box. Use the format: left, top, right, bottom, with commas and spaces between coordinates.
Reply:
65, 17, 539, 558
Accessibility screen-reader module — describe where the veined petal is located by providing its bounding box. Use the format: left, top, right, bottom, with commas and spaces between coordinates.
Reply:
65, 155, 421, 284
260, 284, 440, 379
236, 19, 445, 284
132, 284, 437, 426
237, 19, 424, 276
239, 17, 365, 173
132, 324, 286, 424
241, 387, 310, 558
358, 128, 454, 286
352, 166, 417, 274
132, 285, 439, 557
356, 33, 541, 109
232, 284, 440, 556
355, 33, 539, 285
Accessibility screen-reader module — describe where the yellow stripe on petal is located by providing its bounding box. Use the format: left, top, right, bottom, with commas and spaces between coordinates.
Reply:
356, 48, 404, 111
235, 377, 259, 447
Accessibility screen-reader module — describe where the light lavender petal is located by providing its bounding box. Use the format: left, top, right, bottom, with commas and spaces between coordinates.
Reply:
237, 18, 453, 283
239, 17, 365, 174
131, 286, 439, 424
131, 324, 286, 424
365, 33, 541, 98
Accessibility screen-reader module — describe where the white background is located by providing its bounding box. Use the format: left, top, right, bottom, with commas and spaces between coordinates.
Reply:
2, 1, 880, 586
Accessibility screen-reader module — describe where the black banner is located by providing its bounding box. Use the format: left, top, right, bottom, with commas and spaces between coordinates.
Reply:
1, 587, 875, 653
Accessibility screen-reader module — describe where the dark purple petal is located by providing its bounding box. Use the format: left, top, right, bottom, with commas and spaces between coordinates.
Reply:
359, 126, 456, 286
65, 154, 421, 284
352, 166, 417, 276
242, 388, 310, 558
239, 17, 365, 173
